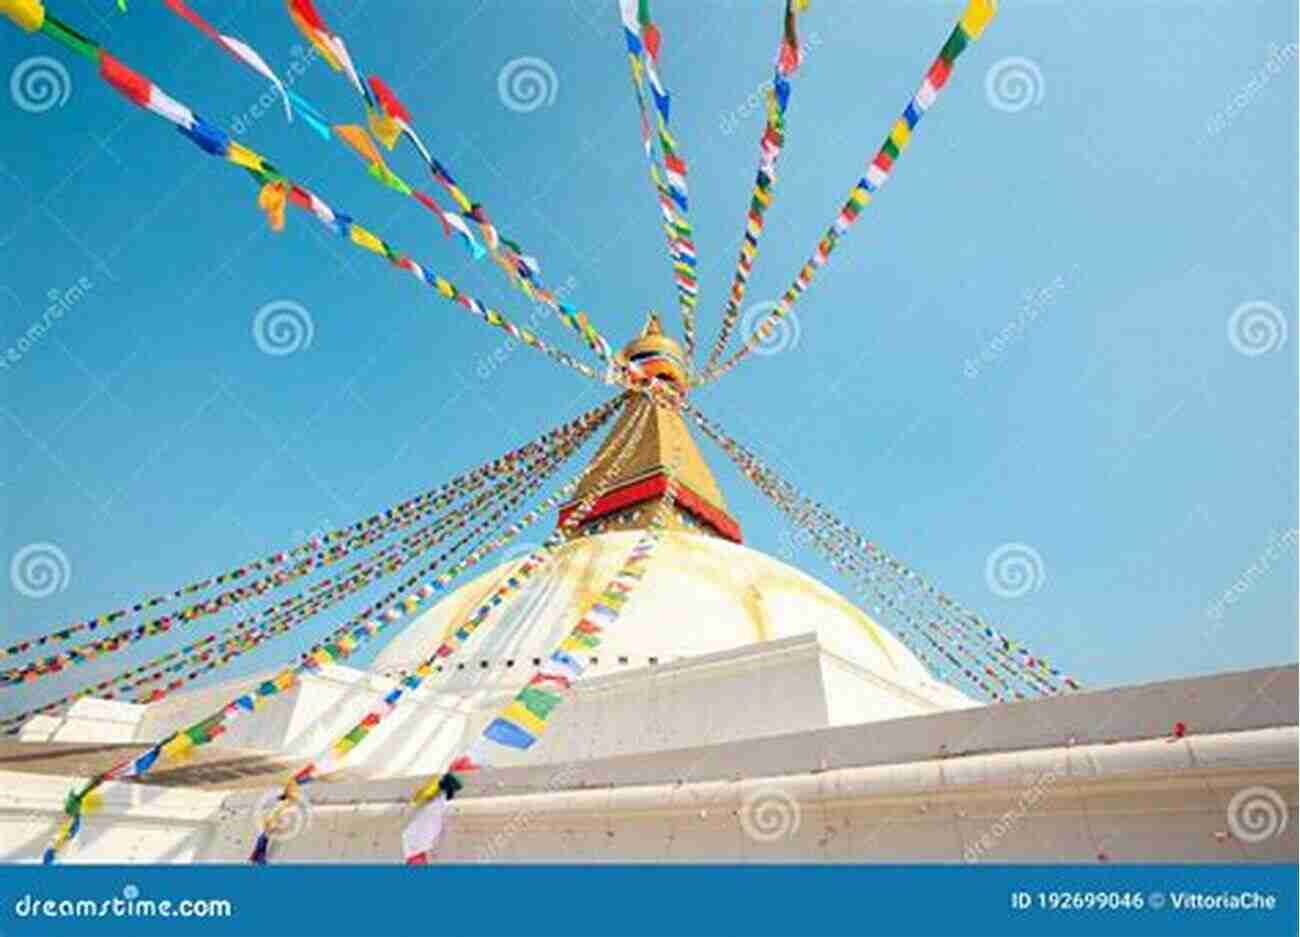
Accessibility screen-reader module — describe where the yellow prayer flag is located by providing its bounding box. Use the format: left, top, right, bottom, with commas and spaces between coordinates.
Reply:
412, 777, 442, 804
160, 734, 195, 763
1, 0, 45, 31
335, 124, 383, 167
225, 141, 265, 173
889, 119, 912, 151
287, 9, 343, 71
434, 277, 455, 299
446, 185, 472, 214
502, 701, 547, 735
960, 0, 997, 39
257, 181, 287, 233
367, 109, 403, 150
349, 224, 386, 255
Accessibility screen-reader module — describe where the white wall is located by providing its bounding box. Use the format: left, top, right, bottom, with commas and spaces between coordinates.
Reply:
3, 665, 1293, 865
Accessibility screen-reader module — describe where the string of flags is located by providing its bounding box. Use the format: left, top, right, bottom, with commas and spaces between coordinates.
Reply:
149, 2, 489, 259
120, 450, 582, 708
279, 0, 616, 366
12, 437, 570, 736
706, 440, 1047, 700
698, 428, 1011, 700
619, 0, 698, 363
1, 398, 618, 666
401, 430, 683, 864
0, 0, 607, 382
702, 0, 809, 378
0, 0, 1049, 867
3, 484, 511, 688
159, 0, 292, 121
103, 410, 618, 713
700, 0, 998, 384
5, 400, 614, 732
38, 398, 622, 864
686, 404, 1082, 700
252, 396, 654, 863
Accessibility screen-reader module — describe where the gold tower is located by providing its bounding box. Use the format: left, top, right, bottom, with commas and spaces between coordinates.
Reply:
558, 315, 742, 542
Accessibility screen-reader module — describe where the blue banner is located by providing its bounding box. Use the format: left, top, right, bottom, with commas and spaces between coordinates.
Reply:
0, 864, 1295, 936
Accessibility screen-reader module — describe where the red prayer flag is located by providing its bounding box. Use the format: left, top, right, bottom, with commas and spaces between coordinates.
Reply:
98, 51, 152, 107
927, 58, 952, 89
368, 75, 412, 123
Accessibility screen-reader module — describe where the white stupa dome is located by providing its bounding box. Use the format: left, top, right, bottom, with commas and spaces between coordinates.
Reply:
372, 530, 975, 713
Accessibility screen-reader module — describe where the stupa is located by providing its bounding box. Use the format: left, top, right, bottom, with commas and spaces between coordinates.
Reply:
1, 322, 1295, 864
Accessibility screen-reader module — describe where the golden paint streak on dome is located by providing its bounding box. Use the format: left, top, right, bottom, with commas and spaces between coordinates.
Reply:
743, 584, 771, 643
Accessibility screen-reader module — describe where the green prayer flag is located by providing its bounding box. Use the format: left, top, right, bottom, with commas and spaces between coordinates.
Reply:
41, 15, 100, 61
939, 26, 969, 64
518, 686, 562, 719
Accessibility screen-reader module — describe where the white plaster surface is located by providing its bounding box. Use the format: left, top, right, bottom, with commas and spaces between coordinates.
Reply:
2, 666, 1294, 864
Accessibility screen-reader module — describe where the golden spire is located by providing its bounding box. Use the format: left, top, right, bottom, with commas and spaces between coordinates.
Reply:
559, 318, 741, 542
620, 311, 689, 392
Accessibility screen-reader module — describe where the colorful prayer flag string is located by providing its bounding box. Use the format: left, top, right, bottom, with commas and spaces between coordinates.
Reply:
161, 0, 293, 122
0, 427, 598, 732
686, 403, 1081, 698
699, 0, 998, 385
36, 396, 623, 864
148, 3, 486, 259
401, 422, 683, 864
280, 0, 616, 367
702, 0, 809, 379
0, 2, 605, 382
1, 399, 618, 666
619, 0, 699, 365
252, 397, 655, 863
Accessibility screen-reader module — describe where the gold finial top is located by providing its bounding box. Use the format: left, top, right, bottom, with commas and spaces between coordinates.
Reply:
621, 311, 688, 390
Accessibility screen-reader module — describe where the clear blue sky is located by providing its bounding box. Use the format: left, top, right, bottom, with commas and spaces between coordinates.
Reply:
1, 0, 1295, 721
